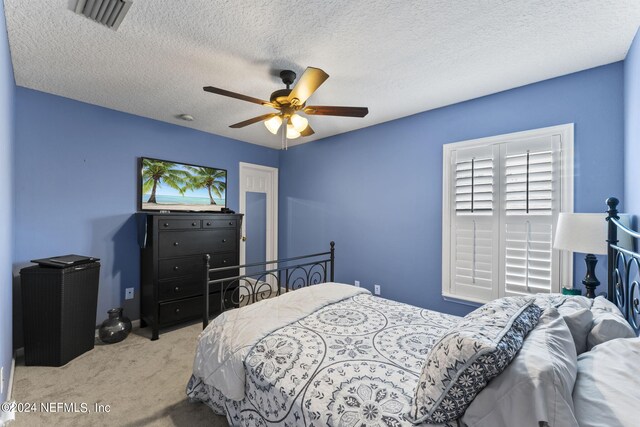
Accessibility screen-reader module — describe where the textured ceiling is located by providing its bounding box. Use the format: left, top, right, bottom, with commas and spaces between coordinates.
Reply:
4, 0, 640, 148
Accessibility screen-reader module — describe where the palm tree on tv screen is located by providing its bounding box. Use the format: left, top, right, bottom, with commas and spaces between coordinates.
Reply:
142, 159, 190, 204
186, 166, 226, 205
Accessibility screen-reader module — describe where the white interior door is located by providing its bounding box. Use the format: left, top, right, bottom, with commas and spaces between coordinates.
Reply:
239, 162, 278, 287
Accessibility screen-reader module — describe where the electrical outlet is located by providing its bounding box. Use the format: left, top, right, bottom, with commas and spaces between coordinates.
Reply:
374, 284, 381, 295
354, 280, 360, 287
125, 288, 134, 300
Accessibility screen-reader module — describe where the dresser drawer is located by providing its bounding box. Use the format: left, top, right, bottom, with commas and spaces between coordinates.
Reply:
159, 295, 203, 325
158, 277, 224, 301
158, 219, 201, 230
158, 291, 237, 325
210, 252, 238, 276
158, 277, 202, 301
158, 229, 238, 258
158, 257, 203, 279
203, 218, 239, 229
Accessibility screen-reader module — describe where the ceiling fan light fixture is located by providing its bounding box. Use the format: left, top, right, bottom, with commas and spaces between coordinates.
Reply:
264, 115, 283, 134
286, 124, 301, 139
290, 114, 309, 133
203, 66, 368, 143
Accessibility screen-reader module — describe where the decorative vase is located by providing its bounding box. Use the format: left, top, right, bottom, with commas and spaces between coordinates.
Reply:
99, 308, 132, 344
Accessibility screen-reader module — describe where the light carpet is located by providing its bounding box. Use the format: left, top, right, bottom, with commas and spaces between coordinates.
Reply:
11, 321, 228, 427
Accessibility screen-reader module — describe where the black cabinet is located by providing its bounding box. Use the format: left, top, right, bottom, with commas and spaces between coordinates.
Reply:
20, 262, 100, 366
139, 213, 243, 340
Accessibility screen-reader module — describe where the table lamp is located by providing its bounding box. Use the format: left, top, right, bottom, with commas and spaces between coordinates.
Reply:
554, 213, 631, 298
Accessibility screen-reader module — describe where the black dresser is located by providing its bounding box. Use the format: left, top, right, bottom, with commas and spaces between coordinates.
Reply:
139, 212, 243, 340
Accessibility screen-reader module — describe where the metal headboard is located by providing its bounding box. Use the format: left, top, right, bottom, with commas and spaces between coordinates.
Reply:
201, 242, 335, 328
606, 197, 640, 333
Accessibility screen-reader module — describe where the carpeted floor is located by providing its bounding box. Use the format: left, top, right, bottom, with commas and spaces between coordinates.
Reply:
11, 321, 228, 427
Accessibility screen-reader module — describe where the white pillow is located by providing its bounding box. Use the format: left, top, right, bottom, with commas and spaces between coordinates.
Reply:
462, 308, 579, 427
587, 297, 636, 350
573, 338, 640, 427
534, 294, 594, 355
592, 295, 624, 313
533, 293, 591, 311
556, 300, 594, 355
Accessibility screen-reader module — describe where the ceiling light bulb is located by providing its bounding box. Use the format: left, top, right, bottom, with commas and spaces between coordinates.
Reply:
286, 124, 301, 139
264, 115, 283, 134
290, 114, 309, 132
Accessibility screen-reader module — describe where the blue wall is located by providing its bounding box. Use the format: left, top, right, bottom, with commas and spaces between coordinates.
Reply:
13, 88, 279, 325
625, 29, 640, 222
0, 1, 15, 404
279, 63, 625, 316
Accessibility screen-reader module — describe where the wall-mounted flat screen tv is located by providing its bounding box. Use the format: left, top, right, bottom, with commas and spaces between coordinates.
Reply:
140, 157, 227, 212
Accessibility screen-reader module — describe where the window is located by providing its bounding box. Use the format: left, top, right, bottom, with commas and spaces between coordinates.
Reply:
442, 124, 573, 303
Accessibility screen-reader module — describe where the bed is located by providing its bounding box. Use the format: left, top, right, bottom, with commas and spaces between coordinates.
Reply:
186, 198, 640, 427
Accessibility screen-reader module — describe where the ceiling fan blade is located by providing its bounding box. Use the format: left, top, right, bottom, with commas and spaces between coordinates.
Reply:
287, 67, 329, 106
203, 86, 275, 108
303, 106, 369, 118
300, 124, 315, 137
229, 113, 278, 128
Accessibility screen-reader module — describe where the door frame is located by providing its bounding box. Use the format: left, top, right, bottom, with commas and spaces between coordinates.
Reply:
239, 162, 278, 276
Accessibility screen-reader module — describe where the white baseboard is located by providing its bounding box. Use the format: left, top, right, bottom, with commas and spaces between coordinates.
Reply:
7, 356, 14, 401
0, 355, 17, 425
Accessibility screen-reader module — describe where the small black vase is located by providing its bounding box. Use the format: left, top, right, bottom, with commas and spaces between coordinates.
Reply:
99, 308, 132, 344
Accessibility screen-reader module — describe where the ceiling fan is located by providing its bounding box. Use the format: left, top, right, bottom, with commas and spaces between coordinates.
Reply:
203, 67, 369, 148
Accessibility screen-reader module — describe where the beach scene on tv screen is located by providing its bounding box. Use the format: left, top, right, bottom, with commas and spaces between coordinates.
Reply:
141, 158, 226, 211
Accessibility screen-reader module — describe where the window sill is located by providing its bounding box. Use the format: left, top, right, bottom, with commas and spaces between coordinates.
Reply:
441, 292, 486, 307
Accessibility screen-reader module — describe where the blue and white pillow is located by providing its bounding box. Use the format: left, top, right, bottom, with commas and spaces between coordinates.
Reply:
408, 296, 541, 424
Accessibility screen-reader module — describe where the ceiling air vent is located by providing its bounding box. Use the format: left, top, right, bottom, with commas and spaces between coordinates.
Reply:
74, 0, 132, 30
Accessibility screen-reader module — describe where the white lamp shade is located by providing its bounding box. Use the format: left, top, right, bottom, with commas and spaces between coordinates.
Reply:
289, 114, 308, 132
286, 124, 300, 139
264, 115, 283, 134
554, 213, 632, 255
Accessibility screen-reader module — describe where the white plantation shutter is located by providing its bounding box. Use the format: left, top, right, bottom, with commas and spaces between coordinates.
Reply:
505, 149, 554, 216
450, 145, 500, 301
444, 126, 571, 303
455, 157, 494, 216
500, 136, 560, 297
503, 221, 554, 295
453, 218, 496, 300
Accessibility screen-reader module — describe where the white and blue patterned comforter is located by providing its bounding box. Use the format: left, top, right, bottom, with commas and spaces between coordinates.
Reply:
187, 285, 460, 426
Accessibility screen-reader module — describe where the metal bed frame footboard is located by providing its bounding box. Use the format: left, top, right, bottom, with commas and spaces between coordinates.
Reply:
606, 198, 640, 334
201, 241, 335, 328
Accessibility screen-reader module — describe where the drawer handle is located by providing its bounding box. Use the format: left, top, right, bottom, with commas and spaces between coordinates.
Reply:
206, 222, 212, 226
192, 222, 197, 226
174, 286, 180, 292
222, 239, 227, 243
163, 222, 169, 227
173, 242, 179, 246
175, 308, 180, 314
173, 266, 179, 271
228, 221, 233, 226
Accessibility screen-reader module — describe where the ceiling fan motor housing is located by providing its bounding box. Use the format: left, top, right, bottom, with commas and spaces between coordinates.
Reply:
279, 70, 296, 87
270, 88, 292, 105
271, 69, 298, 105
